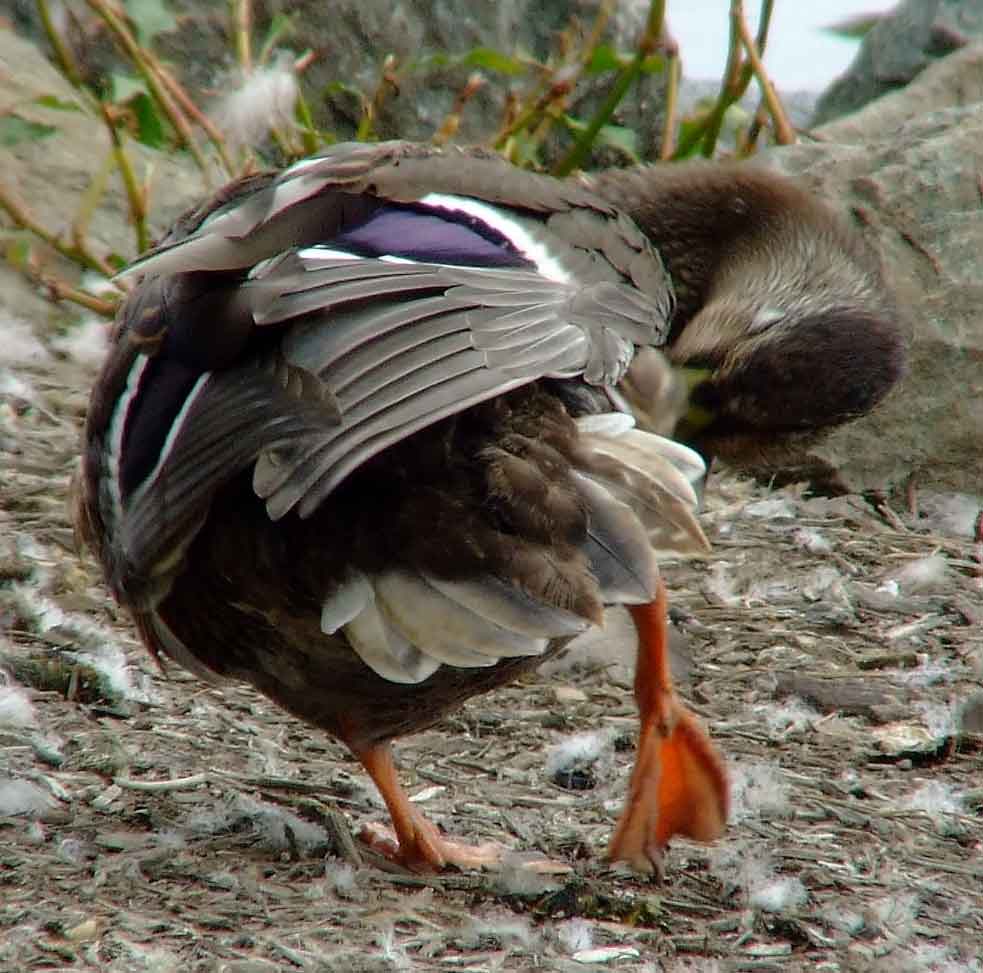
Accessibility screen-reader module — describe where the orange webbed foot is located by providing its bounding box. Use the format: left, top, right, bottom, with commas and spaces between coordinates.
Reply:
359, 815, 505, 873
353, 739, 569, 874
607, 697, 728, 873
606, 582, 729, 874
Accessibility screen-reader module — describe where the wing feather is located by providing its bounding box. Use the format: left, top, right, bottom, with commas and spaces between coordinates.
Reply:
109, 365, 333, 605
105, 141, 680, 579
233, 250, 666, 519
575, 417, 711, 558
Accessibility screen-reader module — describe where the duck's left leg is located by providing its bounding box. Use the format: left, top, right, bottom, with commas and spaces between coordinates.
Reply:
354, 741, 505, 872
607, 577, 729, 874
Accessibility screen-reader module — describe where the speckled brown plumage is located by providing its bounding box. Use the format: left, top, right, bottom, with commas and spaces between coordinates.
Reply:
139, 386, 594, 750
589, 161, 906, 488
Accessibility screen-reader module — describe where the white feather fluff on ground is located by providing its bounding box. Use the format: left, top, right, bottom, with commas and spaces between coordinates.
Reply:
0, 779, 55, 817
212, 59, 299, 151
50, 316, 110, 369
0, 313, 50, 366
544, 728, 617, 786
0, 683, 36, 728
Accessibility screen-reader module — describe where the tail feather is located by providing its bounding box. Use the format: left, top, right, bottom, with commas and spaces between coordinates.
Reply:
573, 472, 659, 604
576, 416, 710, 558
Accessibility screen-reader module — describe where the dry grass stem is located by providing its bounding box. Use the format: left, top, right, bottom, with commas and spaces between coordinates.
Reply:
84, 0, 212, 180
0, 183, 115, 278
732, 2, 795, 144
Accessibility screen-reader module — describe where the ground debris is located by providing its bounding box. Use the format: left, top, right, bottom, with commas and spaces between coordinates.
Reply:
1, 325, 981, 972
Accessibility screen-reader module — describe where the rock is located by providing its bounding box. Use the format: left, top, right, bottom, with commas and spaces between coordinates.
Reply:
767, 44, 983, 496
9, 1, 820, 165
960, 692, 983, 734
0, 28, 206, 325
7, 1, 672, 167
812, 40, 983, 141
870, 721, 948, 759
552, 686, 588, 704
811, 0, 983, 126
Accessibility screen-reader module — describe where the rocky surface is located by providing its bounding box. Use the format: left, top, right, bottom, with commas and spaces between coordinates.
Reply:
1, 318, 981, 970
770, 43, 983, 497
7, 0, 672, 166
811, 0, 983, 125
0, 28, 209, 325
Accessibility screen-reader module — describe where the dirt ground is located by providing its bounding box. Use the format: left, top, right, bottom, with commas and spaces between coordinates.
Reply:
1, 325, 981, 973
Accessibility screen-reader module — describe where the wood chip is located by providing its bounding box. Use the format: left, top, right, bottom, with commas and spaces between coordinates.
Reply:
573, 946, 641, 963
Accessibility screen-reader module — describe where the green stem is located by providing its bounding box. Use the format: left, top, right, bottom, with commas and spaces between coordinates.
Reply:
37, 274, 120, 316
658, 50, 680, 159
72, 143, 116, 256
733, 0, 793, 144
0, 182, 115, 277
84, 0, 212, 181
294, 87, 321, 155
100, 103, 150, 253
680, 0, 776, 158
492, 80, 550, 151
232, 0, 253, 74
36, 0, 83, 88
552, 0, 666, 176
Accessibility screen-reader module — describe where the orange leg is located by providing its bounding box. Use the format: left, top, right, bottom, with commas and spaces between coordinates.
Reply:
607, 578, 729, 874
354, 741, 503, 872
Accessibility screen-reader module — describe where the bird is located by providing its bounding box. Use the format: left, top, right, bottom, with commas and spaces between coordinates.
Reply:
587, 160, 907, 493
76, 140, 728, 874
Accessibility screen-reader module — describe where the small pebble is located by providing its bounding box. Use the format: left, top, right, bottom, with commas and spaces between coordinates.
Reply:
553, 686, 587, 704
64, 918, 101, 942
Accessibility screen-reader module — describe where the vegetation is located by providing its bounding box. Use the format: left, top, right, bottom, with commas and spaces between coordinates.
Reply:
1, 0, 816, 319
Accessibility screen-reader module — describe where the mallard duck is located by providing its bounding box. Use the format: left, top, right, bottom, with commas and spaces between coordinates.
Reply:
76, 141, 726, 874
588, 161, 906, 492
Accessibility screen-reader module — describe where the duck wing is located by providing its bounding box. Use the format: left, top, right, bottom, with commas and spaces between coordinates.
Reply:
85, 142, 674, 605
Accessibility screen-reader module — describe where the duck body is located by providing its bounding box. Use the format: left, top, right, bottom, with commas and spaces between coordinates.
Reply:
128, 384, 624, 750
589, 161, 906, 488
79, 142, 903, 872
78, 141, 725, 870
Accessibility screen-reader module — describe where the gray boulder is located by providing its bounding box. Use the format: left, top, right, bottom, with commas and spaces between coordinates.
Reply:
0, 28, 207, 326
772, 44, 983, 495
10, 0, 671, 165
811, 0, 983, 125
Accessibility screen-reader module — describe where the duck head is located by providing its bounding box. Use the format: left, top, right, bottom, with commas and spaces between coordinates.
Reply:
588, 160, 907, 491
